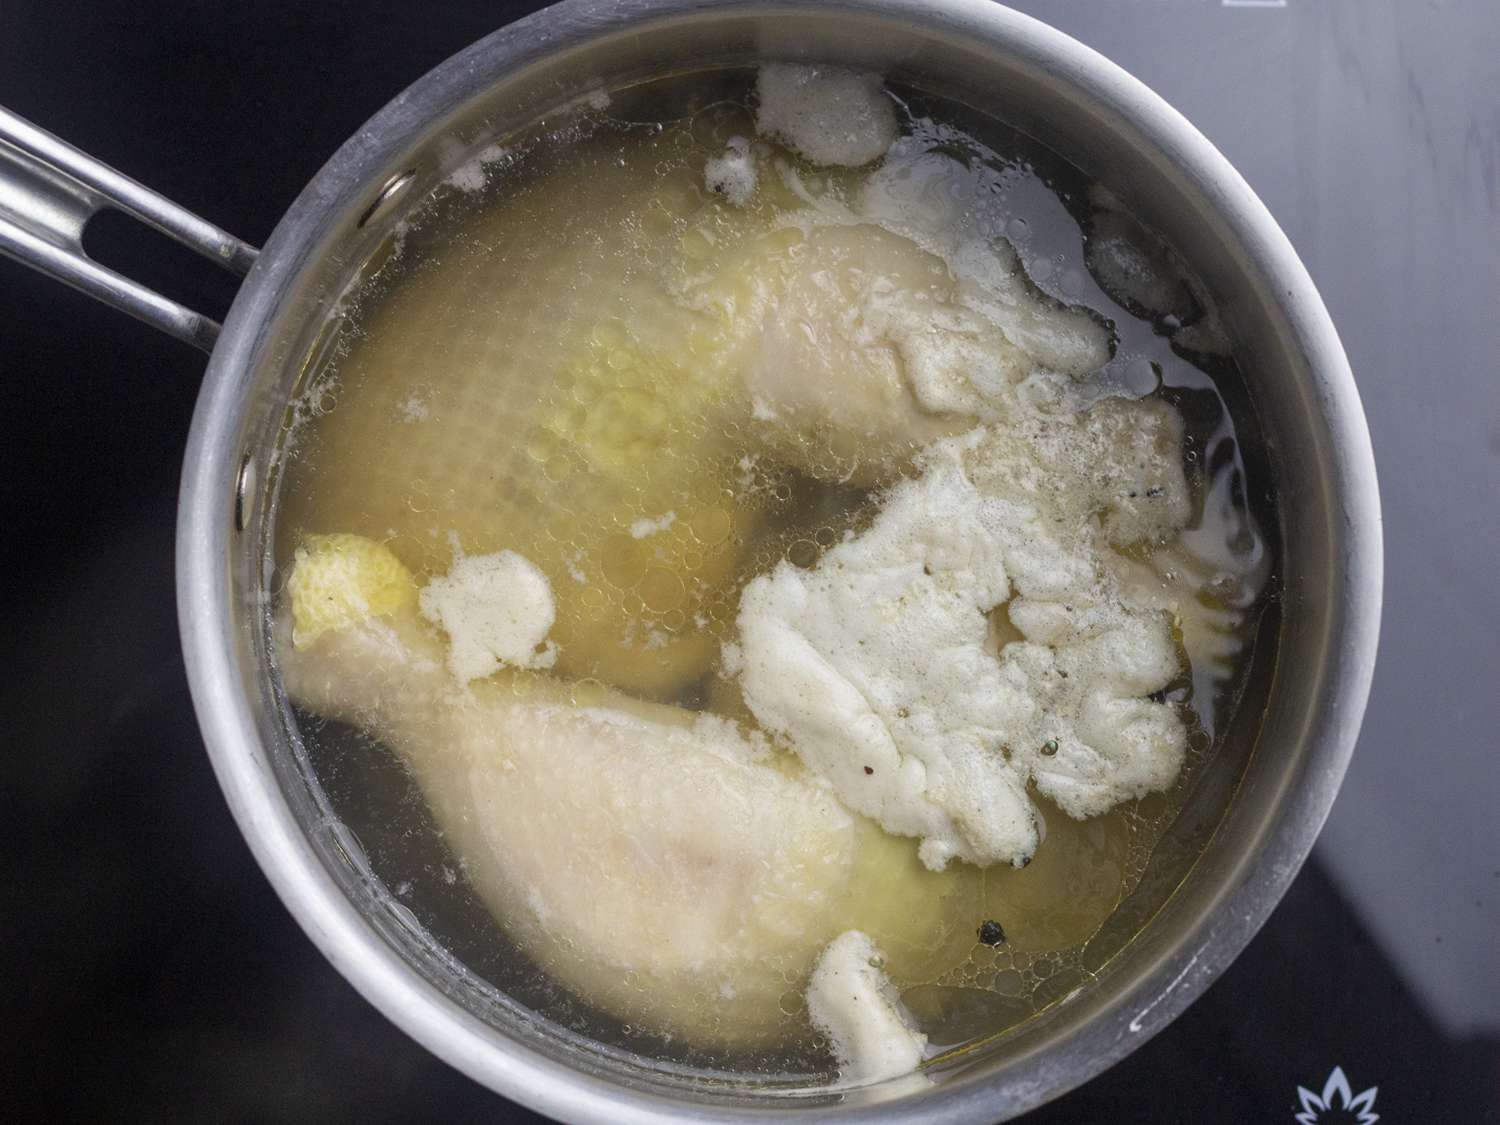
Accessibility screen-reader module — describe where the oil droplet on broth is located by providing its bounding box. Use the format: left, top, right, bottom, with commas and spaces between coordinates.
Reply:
273, 71, 1274, 1076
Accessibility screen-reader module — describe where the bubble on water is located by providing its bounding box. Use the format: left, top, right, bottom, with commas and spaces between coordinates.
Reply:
993, 970, 1024, 997
640, 567, 686, 611
525, 429, 558, 462
787, 539, 819, 568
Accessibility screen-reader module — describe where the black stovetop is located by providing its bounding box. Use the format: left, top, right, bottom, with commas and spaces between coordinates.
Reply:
3, 2, 1496, 1121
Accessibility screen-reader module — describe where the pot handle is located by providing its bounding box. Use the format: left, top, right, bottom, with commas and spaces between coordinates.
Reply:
0, 106, 258, 353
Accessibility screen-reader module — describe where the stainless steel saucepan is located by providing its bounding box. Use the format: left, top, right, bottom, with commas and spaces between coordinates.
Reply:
0, 1, 1381, 1120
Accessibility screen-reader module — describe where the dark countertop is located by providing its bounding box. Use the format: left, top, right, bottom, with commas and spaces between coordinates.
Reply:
2, 2, 1495, 1121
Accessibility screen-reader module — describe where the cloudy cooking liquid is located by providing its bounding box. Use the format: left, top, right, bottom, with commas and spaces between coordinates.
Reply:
270, 72, 1277, 1081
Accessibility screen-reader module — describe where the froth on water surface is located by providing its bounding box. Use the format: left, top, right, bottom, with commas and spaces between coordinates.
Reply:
270, 68, 1278, 1083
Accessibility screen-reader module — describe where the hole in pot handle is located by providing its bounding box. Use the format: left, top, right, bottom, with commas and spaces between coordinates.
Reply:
0, 105, 259, 353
